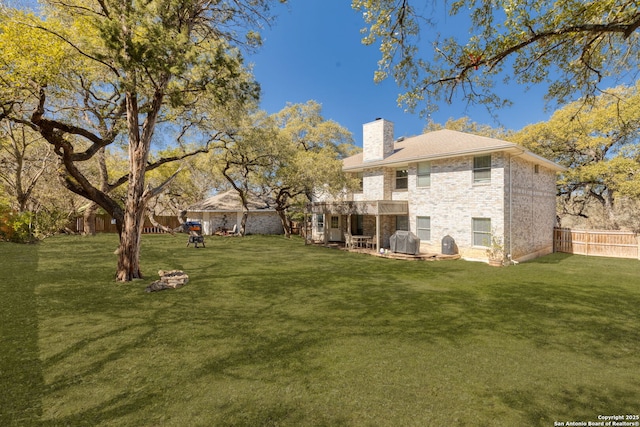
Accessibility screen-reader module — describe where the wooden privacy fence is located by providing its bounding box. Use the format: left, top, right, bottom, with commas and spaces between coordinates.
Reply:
72, 214, 181, 234
554, 228, 639, 259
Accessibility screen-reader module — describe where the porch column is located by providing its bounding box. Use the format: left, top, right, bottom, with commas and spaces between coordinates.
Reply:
376, 214, 381, 250
323, 214, 329, 246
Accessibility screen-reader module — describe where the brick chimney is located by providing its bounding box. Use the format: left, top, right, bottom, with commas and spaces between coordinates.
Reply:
363, 118, 394, 162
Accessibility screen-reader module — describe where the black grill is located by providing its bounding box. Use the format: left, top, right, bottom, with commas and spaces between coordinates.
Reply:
390, 230, 420, 255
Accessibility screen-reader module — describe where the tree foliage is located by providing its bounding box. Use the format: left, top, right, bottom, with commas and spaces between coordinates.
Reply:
210, 101, 355, 237
0, 120, 53, 212
511, 82, 640, 229
270, 101, 354, 236
353, 0, 640, 115
424, 116, 509, 139
0, 1, 282, 280
212, 109, 279, 236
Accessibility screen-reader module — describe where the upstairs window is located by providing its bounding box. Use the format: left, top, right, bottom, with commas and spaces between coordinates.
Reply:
417, 162, 431, 187
395, 168, 408, 190
473, 155, 491, 183
356, 172, 364, 192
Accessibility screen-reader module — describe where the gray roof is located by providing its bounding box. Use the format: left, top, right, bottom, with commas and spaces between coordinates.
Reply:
187, 190, 275, 213
344, 129, 565, 172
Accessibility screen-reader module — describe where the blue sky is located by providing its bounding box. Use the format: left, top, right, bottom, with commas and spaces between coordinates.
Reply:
14, 0, 555, 146
248, 2, 553, 146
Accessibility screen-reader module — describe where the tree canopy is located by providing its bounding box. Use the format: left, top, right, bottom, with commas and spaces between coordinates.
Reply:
353, 0, 640, 115
424, 116, 508, 139
511, 82, 640, 229
0, 0, 284, 280
211, 101, 355, 237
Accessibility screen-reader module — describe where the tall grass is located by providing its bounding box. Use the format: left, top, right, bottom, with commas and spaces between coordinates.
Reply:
1, 234, 639, 426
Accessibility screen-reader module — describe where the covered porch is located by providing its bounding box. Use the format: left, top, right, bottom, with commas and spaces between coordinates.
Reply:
306, 200, 409, 251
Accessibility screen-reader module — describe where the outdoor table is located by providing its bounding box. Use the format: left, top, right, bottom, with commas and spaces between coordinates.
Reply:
351, 235, 372, 248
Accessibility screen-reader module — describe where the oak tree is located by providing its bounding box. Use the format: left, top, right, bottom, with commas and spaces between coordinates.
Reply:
354, 0, 640, 115
271, 101, 354, 237
1, 1, 281, 280
511, 82, 640, 229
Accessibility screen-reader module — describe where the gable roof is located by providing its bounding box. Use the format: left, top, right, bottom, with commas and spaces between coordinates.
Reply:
343, 129, 565, 172
187, 190, 275, 213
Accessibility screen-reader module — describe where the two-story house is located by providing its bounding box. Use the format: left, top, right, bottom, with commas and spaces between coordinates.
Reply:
308, 118, 565, 262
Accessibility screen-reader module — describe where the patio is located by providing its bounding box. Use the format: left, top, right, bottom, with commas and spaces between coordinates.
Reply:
307, 200, 409, 250
313, 239, 461, 261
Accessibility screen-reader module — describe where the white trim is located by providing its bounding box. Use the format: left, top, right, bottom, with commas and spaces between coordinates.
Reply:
344, 147, 565, 173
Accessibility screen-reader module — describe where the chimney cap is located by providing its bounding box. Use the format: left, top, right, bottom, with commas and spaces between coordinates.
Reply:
375, 117, 382, 121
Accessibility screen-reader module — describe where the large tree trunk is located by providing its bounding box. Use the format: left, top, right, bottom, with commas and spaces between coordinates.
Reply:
115, 89, 157, 281
276, 207, 291, 238
603, 192, 619, 230
273, 190, 293, 238
239, 208, 248, 237
116, 197, 146, 281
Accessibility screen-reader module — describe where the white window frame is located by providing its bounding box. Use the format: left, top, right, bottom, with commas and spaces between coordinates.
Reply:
472, 218, 492, 247
473, 155, 491, 184
316, 214, 324, 232
417, 162, 431, 187
416, 216, 431, 241
395, 168, 408, 190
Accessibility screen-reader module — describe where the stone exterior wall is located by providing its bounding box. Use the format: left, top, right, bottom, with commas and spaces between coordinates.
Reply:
361, 169, 386, 200
312, 117, 558, 261
505, 156, 557, 261
362, 119, 394, 162
311, 151, 557, 262
407, 153, 506, 260
401, 153, 556, 261
187, 211, 283, 235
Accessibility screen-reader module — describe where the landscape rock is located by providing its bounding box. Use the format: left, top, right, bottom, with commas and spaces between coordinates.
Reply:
145, 270, 189, 292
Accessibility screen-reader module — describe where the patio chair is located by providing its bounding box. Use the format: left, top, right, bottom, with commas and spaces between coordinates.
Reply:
366, 238, 376, 250
344, 232, 353, 250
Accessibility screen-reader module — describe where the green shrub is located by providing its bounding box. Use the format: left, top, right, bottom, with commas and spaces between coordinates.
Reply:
0, 206, 35, 243
32, 208, 70, 239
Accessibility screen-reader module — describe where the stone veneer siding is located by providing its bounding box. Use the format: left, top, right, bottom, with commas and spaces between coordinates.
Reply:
362, 119, 394, 162
505, 156, 557, 261
407, 153, 505, 260
188, 211, 283, 235
355, 151, 556, 261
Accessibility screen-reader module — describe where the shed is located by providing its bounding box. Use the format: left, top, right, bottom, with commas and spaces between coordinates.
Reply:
186, 190, 283, 235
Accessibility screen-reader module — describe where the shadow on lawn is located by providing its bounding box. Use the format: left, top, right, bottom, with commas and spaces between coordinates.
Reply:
35, 306, 172, 426
0, 243, 45, 426
8, 236, 639, 425
496, 384, 640, 427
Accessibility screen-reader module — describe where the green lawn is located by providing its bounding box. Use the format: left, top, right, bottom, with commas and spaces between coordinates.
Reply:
1, 234, 639, 426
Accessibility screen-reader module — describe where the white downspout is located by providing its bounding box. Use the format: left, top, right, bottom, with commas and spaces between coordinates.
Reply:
509, 150, 525, 260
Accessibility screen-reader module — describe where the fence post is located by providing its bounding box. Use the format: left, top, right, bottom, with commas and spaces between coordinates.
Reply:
585, 230, 590, 256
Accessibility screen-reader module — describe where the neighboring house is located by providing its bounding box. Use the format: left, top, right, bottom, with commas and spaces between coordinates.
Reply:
187, 190, 283, 235
308, 118, 565, 262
